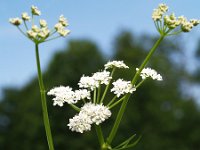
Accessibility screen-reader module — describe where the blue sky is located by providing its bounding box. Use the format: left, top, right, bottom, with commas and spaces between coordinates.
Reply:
0, 0, 200, 97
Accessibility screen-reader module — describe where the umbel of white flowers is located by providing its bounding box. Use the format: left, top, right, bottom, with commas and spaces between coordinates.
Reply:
152, 3, 200, 33
48, 60, 163, 133
9, 5, 70, 44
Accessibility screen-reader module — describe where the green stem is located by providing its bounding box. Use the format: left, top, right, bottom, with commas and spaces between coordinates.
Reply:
93, 88, 97, 104
69, 104, 80, 112
135, 79, 146, 89
17, 26, 28, 38
107, 96, 117, 107
97, 85, 101, 104
100, 68, 116, 104
95, 125, 105, 147
107, 35, 165, 145
109, 96, 126, 109
35, 44, 54, 150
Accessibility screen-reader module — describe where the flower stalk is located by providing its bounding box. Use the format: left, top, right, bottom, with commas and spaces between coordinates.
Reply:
107, 35, 164, 145
35, 44, 54, 150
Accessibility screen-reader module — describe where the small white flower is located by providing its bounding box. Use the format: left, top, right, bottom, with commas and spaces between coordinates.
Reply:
54, 23, 63, 31
111, 79, 136, 97
181, 21, 193, 32
104, 60, 129, 69
40, 19, 47, 27
78, 76, 99, 91
136, 68, 163, 81
190, 19, 200, 26
31, 5, 41, 16
164, 13, 180, 29
38, 28, 50, 39
9, 18, 22, 26
59, 15, 68, 26
32, 25, 40, 33
27, 30, 37, 39
57, 28, 70, 36
152, 8, 163, 21
74, 89, 91, 101
92, 71, 112, 85
158, 3, 168, 13
47, 86, 75, 106
21, 12, 30, 21
80, 103, 111, 125
68, 113, 92, 133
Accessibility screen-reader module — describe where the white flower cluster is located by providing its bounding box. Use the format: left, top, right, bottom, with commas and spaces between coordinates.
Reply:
78, 70, 112, 90
136, 68, 163, 81
54, 15, 70, 36
68, 103, 111, 133
152, 3, 200, 32
47, 86, 90, 106
111, 79, 136, 97
9, 5, 70, 43
152, 3, 168, 21
104, 60, 129, 69
9, 18, 22, 26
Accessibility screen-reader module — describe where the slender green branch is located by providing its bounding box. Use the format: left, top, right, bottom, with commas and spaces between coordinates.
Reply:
35, 44, 54, 150
97, 85, 101, 104
135, 79, 146, 89
43, 36, 61, 43
107, 35, 165, 145
95, 125, 105, 147
107, 95, 117, 107
167, 30, 182, 36
93, 88, 97, 104
23, 20, 29, 30
109, 96, 126, 109
17, 26, 28, 38
69, 104, 80, 112
100, 68, 116, 103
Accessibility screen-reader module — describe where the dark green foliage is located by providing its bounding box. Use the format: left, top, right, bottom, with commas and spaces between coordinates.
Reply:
0, 32, 200, 150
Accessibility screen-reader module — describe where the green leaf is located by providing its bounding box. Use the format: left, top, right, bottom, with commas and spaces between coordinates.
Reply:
113, 134, 141, 150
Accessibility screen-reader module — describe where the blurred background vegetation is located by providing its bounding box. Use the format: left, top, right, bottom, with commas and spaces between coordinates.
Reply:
0, 30, 200, 150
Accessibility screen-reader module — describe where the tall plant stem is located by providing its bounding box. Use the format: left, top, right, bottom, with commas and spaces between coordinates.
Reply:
107, 35, 164, 145
35, 44, 54, 150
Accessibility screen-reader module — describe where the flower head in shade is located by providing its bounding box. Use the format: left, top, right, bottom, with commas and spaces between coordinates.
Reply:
9, 18, 22, 26
78, 71, 112, 90
68, 103, 111, 133
111, 79, 136, 97
104, 60, 129, 69
47, 86, 75, 106
80, 103, 111, 125
68, 113, 92, 133
136, 68, 163, 81
74, 89, 91, 101
31, 5, 41, 16
92, 71, 112, 85
78, 76, 99, 91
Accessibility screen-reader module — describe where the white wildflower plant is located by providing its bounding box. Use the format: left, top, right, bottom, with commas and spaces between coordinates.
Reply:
9, 5, 70, 44
10, 3, 199, 150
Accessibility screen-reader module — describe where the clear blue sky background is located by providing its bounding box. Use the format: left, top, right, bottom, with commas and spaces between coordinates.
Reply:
0, 0, 200, 98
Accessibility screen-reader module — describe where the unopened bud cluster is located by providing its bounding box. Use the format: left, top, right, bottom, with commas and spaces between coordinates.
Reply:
9, 5, 70, 44
152, 3, 199, 34
48, 61, 162, 133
